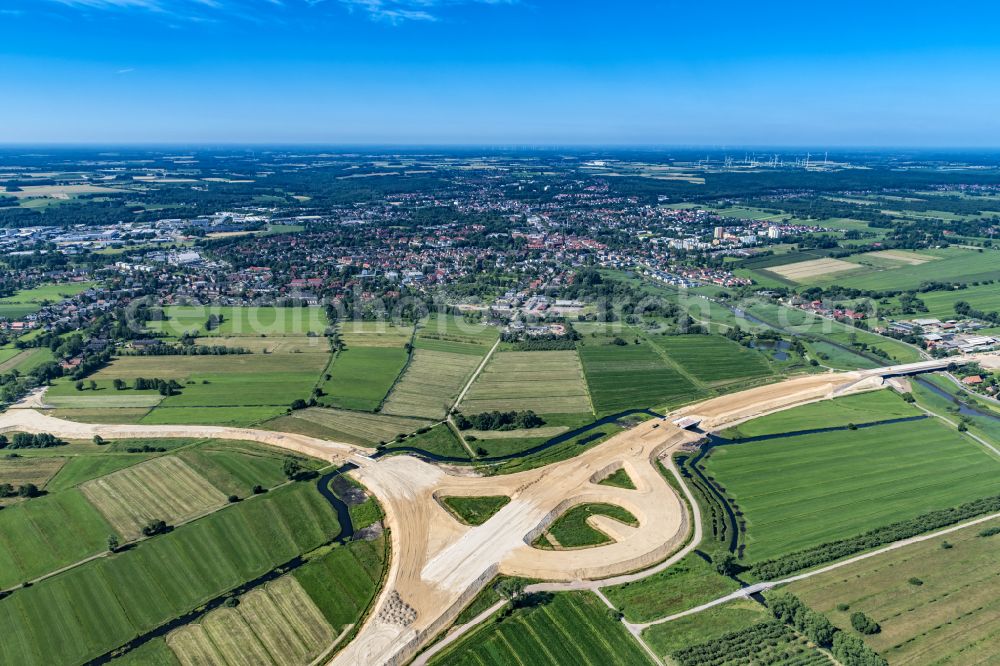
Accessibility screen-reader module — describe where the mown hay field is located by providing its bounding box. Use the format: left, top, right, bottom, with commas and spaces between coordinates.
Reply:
652, 334, 773, 386
459, 350, 592, 415
431, 592, 654, 666
81, 456, 227, 539
382, 348, 482, 419
579, 340, 706, 414
167, 577, 334, 666
0, 456, 66, 491
788, 516, 1000, 665
765, 257, 860, 282
704, 418, 1000, 563
267, 407, 432, 446
0, 483, 340, 665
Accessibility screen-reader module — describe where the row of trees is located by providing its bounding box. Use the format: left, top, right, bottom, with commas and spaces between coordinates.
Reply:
0, 432, 64, 449
453, 410, 545, 431
0, 482, 41, 498
770, 593, 886, 666
126, 344, 250, 356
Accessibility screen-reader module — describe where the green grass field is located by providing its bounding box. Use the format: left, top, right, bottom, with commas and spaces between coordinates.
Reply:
459, 350, 592, 415
0, 488, 115, 589
319, 347, 409, 411
0, 482, 340, 665
387, 424, 470, 458
721, 390, 918, 439
147, 305, 329, 337
640, 599, 770, 656
382, 348, 483, 419
652, 334, 773, 387
430, 592, 655, 666
0, 303, 41, 319
788, 516, 1000, 665
441, 495, 510, 525
579, 339, 706, 413
603, 552, 741, 623
47, 453, 171, 491
597, 467, 635, 489
0, 347, 55, 374
704, 418, 1000, 563
417, 314, 499, 347
540, 503, 637, 548
902, 282, 1000, 320
293, 535, 386, 629
177, 440, 294, 496
48, 352, 327, 426
0, 281, 94, 305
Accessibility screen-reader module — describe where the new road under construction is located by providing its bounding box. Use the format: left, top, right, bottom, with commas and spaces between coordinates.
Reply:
0, 358, 987, 666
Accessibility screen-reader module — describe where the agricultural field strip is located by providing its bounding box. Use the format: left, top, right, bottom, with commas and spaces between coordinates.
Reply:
0, 482, 341, 665
632, 504, 1000, 631
167, 576, 334, 666
630, 327, 709, 392
651, 334, 774, 386
382, 348, 484, 419
788, 516, 1000, 663
459, 349, 592, 414
0, 456, 66, 489
80, 456, 227, 539
291, 407, 434, 444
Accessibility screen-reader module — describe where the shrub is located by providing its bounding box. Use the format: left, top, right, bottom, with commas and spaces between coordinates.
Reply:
850, 611, 880, 635
141, 519, 168, 537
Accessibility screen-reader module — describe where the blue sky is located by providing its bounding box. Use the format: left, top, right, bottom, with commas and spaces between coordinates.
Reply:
2, 0, 999, 145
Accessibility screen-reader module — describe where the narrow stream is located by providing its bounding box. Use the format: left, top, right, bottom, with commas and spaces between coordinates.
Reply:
913, 376, 1000, 423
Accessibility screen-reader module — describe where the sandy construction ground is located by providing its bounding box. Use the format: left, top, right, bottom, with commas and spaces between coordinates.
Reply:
332, 417, 699, 666
0, 409, 365, 464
